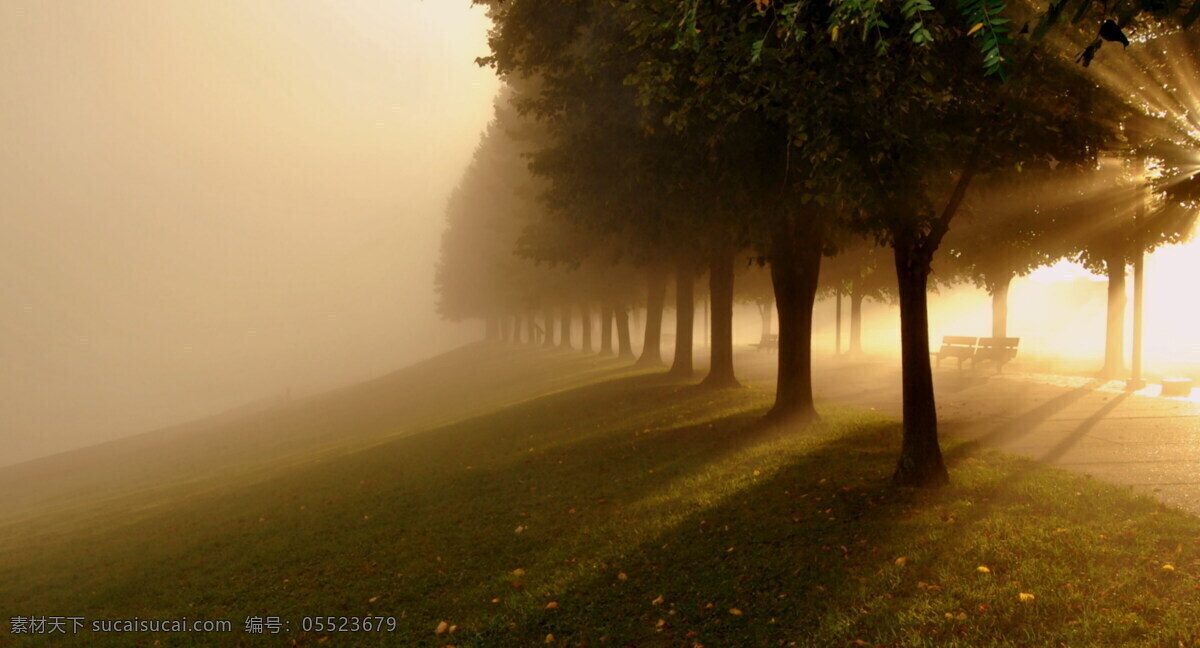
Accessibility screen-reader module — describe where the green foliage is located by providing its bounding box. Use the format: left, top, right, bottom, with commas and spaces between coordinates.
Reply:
958, 0, 1013, 77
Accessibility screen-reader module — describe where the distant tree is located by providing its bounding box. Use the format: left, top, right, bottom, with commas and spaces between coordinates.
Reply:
820, 241, 896, 356
937, 174, 1071, 339
738, 259, 777, 346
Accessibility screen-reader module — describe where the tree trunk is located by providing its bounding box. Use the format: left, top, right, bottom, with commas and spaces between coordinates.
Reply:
669, 259, 696, 378
542, 307, 556, 349
1101, 256, 1126, 379
615, 305, 634, 360
891, 238, 949, 488
991, 273, 1012, 339
637, 267, 668, 367
757, 298, 774, 344
580, 303, 593, 354
766, 215, 820, 422
849, 288, 864, 356
559, 305, 573, 350
701, 244, 740, 388
1131, 248, 1144, 386
835, 289, 842, 355
599, 305, 614, 356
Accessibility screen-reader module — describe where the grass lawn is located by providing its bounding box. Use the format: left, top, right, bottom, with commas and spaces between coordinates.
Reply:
2, 346, 1199, 647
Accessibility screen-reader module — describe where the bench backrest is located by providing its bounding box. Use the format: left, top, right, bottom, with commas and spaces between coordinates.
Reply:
977, 337, 1019, 349
941, 336, 977, 347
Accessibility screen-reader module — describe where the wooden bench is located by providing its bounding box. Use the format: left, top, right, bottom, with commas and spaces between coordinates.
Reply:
972, 337, 1019, 372
931, 336, 977, 369
752, 334, 778, 351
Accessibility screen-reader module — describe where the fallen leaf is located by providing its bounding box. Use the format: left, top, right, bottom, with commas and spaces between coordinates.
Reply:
436, 621, 449, 635
977, 566, 991, 573
1163, 564, 1176, 572
618, 572, 628, 581
895, 557, 907, 566
652, 595, 664, 605
544, 634, 555, 644
1019, 592, 1036, 603
729, 608, 743, 616
512, 568, 526, 577
368, 595, 380, 603
545, 602, 559, 610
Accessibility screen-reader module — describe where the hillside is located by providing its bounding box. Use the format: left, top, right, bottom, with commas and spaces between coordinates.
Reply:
2, 345, 1199, 647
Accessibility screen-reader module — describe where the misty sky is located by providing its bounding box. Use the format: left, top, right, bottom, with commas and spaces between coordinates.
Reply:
0, 1, 499, 466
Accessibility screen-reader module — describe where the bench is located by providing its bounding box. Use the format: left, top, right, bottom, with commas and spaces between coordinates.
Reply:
931, 336, 977, 369
752, 334, 779, 351
972, 337, 1019, 372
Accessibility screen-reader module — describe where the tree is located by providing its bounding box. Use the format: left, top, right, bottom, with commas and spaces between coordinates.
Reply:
937, 174, 1072, 338
820, 241, 896, 355
627, 0, 1125, 486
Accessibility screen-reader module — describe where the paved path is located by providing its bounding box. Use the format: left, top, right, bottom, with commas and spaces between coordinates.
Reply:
734, 350, 1200, 514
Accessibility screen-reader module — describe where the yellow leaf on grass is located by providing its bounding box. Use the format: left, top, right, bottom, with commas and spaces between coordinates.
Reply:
436, 621, 449, 635
368, 595, 380, 603
545, 602, 559, 610
967, 22, 984, 36
729, 608, 743, 616
895, 557, 907, 566
1163, 564, 1176, 572
652, 595, 665, 605
618, 572, 628, 581
512, 568, 526, 577
545, 633, 555, 643
1019, 592, 1036, 603
977, 566, 991, 573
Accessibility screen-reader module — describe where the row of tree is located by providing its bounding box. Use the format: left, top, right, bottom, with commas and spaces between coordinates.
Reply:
437, 0, 1200, 487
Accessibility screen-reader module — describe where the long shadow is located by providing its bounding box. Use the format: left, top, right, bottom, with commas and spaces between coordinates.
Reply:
1038, 391, 1131, 464
6, 358, 1186, 648
944, 381, 1101, 460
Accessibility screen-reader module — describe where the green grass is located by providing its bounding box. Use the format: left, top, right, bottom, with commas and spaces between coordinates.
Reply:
2, 346, 1200, 647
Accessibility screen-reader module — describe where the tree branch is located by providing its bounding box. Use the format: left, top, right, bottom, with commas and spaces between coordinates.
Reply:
922, 140, 984, 258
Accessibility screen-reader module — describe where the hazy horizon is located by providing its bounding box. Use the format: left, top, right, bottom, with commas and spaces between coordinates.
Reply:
0, 1, 500, 466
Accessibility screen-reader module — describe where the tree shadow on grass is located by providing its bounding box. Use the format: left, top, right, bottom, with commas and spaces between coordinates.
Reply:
9, 363, 1189, 648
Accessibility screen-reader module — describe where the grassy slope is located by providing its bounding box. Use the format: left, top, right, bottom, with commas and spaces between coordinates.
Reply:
2, 346, 1199, 647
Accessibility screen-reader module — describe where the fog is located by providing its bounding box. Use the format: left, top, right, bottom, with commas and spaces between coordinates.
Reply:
0, 1, 499, 466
